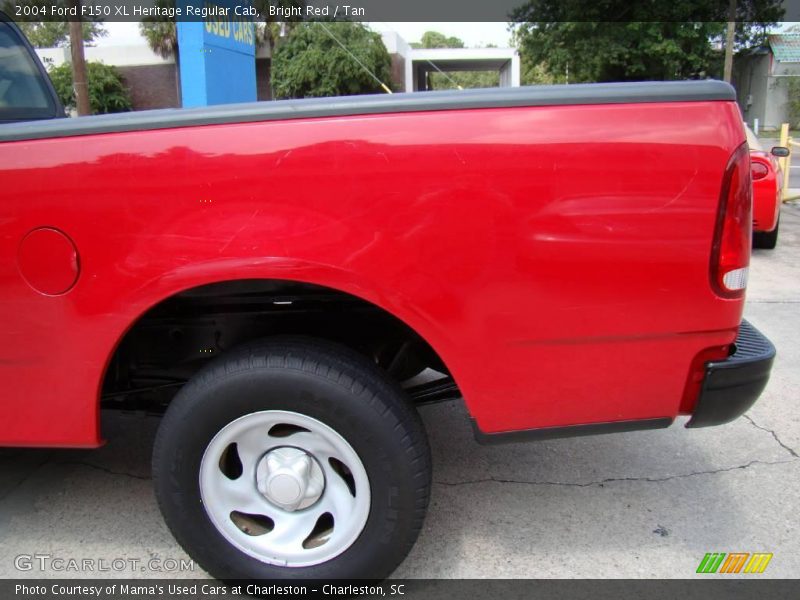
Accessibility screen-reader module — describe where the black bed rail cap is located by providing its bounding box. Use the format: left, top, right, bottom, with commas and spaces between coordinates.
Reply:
0, 80, 736, 143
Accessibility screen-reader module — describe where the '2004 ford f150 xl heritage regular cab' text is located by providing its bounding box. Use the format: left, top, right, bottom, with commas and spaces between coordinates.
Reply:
0, 15, 776, 581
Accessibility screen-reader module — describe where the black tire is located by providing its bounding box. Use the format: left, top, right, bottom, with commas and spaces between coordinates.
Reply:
152, 337, 431, 580
754, 217, 779, 250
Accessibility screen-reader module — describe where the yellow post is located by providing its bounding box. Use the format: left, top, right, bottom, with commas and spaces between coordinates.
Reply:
785, 139, 800, 203
784, 149, 792, 201
779, 124, 791, 200
779, 123, 789, 169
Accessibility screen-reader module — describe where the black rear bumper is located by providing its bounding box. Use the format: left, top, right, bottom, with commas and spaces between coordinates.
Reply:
686, 320, 775, 428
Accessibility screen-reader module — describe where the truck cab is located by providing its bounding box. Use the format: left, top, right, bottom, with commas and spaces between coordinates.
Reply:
0, 12, 64, 124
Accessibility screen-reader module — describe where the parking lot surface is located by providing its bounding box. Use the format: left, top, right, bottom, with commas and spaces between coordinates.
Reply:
1, 205, 798, 579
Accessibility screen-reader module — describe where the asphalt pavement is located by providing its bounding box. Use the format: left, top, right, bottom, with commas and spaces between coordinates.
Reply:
1, 205, 798, 580
788, 168, 800, 191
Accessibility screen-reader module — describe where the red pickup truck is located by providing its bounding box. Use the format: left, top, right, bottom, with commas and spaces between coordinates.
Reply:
0, 16, 776, 580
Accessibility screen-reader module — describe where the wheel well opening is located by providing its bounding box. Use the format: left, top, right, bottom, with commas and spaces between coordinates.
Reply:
101, 279, 456, 413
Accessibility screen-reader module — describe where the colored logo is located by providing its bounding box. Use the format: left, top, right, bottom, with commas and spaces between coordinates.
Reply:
696, 552, 773, 574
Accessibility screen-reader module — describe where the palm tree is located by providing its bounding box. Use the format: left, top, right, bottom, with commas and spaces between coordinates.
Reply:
139, 21, 178, 59
138, 20, 180, 102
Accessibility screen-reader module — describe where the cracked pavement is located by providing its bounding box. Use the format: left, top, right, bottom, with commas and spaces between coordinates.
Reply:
1, 205, 799, 579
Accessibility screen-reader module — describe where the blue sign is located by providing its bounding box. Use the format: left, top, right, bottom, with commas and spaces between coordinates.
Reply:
177, 0, 257, 107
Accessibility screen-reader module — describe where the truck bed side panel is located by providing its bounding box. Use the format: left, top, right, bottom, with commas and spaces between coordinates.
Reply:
0, 100, 745, 445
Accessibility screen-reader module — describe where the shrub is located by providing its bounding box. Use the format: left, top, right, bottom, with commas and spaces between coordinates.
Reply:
48, 61, 132, 114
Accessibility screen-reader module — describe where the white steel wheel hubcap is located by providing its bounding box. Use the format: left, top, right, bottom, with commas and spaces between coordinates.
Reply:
199, 410, 370, 567
256, 447, 324, 511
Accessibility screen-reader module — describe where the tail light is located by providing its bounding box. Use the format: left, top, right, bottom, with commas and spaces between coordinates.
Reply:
710, 143, 752, 298
751, 161, 769, 181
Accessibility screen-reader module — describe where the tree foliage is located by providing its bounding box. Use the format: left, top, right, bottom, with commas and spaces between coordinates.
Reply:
519, 55, 560, 85
1, 0, 105, 47
271, 22, 392, 98
511, 0, 784, 82
786, 77, 800, 128
513, 22, 724, 82
48, 61, 132, 114
15, 21, 106, 48
412, 31, 465, 49
139, 20, 178, 60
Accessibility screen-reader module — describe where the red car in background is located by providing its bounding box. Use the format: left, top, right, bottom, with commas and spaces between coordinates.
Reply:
746, 125, 788, 249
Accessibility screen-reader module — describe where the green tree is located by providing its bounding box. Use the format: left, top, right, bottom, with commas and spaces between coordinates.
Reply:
48, 61, 132, 114
138, 21, 178, 60
271, 22, 392, 99
519, 54, 560, 85
1, 0, 105, 47
510, 0, 783, 83
786, 78, 800, 128
415, 31, 465, 49
15, 21, 106, 48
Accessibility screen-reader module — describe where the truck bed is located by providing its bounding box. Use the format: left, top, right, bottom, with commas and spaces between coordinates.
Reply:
0, 80, 746, 446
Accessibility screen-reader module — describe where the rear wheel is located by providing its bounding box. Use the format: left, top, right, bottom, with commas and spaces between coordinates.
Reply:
152, 338, 431, 580
754, 217, 779, 249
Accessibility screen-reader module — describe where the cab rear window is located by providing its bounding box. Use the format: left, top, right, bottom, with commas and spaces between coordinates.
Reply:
0, 22, 58, 122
